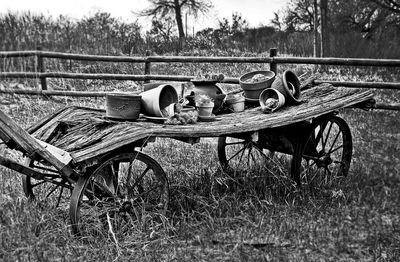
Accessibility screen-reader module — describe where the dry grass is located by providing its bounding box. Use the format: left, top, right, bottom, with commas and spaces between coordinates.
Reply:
0, 63, 399, 261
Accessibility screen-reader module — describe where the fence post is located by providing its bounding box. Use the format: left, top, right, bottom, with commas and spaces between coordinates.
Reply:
269, 48, 278, 74
144, 50, 151, 83
36, 46, 47, 90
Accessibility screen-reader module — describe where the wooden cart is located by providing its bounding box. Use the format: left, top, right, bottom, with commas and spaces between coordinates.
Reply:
0, 82, 374, 235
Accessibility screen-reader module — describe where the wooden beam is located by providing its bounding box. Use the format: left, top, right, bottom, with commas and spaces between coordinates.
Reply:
0, 108, 75, 177
0, 155, 45, 180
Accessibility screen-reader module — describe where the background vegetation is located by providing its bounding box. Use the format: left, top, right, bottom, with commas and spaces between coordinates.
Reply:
0, 0, 399, 57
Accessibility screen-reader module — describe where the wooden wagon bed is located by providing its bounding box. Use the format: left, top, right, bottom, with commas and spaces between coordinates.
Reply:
27, 83, 373, 166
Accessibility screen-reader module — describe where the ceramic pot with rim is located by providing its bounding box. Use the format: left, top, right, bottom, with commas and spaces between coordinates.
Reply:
196, 102, 214, 117
140, 84, 178, 117
239, 70, 276, 99
225, 93, 245, 112
270, 70, 301, 105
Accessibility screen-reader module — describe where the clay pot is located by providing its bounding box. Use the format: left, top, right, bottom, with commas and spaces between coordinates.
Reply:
225, 94, 245, 112
239, 70, 276, 99
140, 84, 178, 117
270, 70, 301, 105
196, 102, 214, 117
259, 88, 286, 113
106, 93, 141, 120
191, 80, 226, 113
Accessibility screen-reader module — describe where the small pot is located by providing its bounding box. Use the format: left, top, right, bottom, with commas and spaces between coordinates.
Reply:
196, 102, 214, 117
259, 88, 285, 113
225, 94, 245, 112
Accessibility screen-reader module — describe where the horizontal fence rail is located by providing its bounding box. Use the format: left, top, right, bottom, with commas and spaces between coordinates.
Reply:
0, 48, 399, 111
2, 72, 400, 90
2, 50, 400, 66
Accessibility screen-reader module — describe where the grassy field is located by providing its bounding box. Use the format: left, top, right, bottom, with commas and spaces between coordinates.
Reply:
0, 64, 399, 261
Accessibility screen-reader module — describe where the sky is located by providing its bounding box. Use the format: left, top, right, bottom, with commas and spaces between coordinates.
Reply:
0, 0, 290, 32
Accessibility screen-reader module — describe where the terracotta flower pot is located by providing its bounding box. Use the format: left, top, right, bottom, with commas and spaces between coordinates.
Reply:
225, 94, 245, 112
270, 70, 301, 105
140, 84, 178, 117
196, 102, 214, 117
191, 80, 226, 113
259, 88, 285, 113
239, 70, 276, 99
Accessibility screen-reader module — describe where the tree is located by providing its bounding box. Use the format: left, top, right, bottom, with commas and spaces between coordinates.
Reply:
149, 16, 176, 42
370, 0, 400, 13
320, 0, 329, 56
313, 0, 319, 57
285, 0, 315, 31
139, 0, 213, 46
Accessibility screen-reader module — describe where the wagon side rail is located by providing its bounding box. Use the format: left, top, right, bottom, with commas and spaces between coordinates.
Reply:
0, 108, 75, 177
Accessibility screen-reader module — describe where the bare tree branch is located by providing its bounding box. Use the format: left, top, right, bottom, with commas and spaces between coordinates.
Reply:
370, 0, 400, 13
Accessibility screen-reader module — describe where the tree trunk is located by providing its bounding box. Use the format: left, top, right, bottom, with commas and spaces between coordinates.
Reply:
313, 0, 319, 57
320, 0, 330, 57
174, 0, 185, 49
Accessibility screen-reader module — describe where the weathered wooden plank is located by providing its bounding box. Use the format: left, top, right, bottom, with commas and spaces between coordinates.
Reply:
0, 108, 75, 177
27, 106, 76, 134
35, 139, 72, 166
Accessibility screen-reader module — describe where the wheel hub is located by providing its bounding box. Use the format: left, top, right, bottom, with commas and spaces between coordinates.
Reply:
316, 153, 333, 168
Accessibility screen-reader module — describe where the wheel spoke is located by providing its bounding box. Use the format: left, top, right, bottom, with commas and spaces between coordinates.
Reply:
46, 184, 60, 198
302, 154, 320, 161
315, 122, 327, 145
328, 130, 342, 154
247, 146, 253, 167
322, 121, 333, 151
30, 180, 48, 188
125, 160, 134, 185
56, 186, 65, 207
330, 144, 344, 154
225, 141, 246, 146
237, 144, 247, 169
131, 166, 150, 190
250, 150, 257, 166
227, 146, 246, 162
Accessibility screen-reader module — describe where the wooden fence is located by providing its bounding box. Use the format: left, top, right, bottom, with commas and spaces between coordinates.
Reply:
0, 48, 399, 111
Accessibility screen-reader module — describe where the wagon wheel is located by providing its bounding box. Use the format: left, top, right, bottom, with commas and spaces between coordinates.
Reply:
291, 116, 352, 189
218, 134, 272, 174
69, 150, 169, 236
22, 158, 73, 207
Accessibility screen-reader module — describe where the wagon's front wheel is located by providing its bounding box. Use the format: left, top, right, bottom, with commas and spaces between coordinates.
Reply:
291, 116, 352, 189
218, 134, 272, 174
22, 158, 72, 207
69, 150, 169, 236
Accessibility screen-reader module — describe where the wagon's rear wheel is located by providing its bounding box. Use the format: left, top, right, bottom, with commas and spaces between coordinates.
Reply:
291, 116, 352, 189
217, 134, 272, 174
69, 150, 169, 237
22, 158, 72, 207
